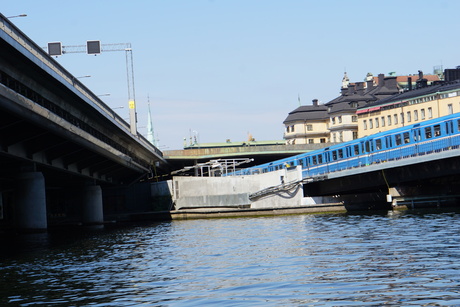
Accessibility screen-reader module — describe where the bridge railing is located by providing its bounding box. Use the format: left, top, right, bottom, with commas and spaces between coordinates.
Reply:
303, 134, 460, 179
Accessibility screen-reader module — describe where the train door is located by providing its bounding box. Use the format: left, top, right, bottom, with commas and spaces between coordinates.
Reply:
445, 120, 454, 135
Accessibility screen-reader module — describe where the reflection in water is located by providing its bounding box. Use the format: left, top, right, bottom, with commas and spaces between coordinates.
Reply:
1, 209, 460, 306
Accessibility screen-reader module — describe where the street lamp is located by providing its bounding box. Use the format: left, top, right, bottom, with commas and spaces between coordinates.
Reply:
97, 93, 110, 97
77, 75, 91, 79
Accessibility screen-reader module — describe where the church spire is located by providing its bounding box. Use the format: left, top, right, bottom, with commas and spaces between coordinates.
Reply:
342, 72, 350, 89
147, 95, 156, 146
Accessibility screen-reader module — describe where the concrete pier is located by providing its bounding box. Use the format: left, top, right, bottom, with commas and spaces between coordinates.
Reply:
16, 172, 47, 231
81, 185, 104, 224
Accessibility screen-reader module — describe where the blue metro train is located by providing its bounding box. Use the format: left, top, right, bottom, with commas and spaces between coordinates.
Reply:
230, 113, 460, 178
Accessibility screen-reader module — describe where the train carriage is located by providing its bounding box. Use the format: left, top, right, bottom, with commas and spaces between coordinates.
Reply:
227, 113, 460, 178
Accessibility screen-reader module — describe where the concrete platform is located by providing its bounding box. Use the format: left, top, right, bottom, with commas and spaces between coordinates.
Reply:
169, 203, 346, 220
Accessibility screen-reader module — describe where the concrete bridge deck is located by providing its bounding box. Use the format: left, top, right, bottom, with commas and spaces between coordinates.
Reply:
0, 13, 168, 230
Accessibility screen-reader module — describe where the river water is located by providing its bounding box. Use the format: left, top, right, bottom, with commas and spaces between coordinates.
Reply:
1, 209, 460, 306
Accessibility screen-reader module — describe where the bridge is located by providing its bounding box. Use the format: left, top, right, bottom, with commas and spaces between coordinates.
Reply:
0, 14, 167, 231
228, 114, 460, 210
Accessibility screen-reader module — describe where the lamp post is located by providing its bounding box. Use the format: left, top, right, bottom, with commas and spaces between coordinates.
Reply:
7, 14, 27, 18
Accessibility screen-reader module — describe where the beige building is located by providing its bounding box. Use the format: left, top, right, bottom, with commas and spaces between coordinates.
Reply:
283, 70, 445, 145
283, 99, 329, 144
357, 79, 460, 137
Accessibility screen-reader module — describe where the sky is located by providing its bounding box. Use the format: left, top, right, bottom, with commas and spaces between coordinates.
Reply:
3, 0, 460, 150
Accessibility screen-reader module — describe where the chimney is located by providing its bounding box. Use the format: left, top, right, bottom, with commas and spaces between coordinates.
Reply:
408, 76, 412, 91
378, 74, 385, 87
384, 76, 398, 91
356, 82, 364, 95
312, 99, 318, 107
366, 78, 374, 91
347, 84, 355, 95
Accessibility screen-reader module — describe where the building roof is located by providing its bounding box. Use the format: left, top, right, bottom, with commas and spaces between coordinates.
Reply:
325, 75, 401, 114
395, 74, 440, 83
360, 80, 460, 109
283, 104, 328, 124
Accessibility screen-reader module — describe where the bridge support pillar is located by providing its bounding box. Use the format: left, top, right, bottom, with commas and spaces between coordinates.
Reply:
16, 172, 47, 231
82, 185, 104, 225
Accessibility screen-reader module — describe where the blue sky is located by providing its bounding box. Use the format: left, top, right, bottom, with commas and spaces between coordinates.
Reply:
3, 1, 460, 150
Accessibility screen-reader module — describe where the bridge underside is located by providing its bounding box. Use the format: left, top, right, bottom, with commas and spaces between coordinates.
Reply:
0, 104, 146, 186
304, 156, 460, 209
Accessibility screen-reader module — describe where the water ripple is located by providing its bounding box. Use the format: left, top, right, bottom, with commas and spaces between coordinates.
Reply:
2, 209, 460, 305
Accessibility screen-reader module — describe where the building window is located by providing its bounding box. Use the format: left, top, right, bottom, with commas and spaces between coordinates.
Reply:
448, 104, 453, 115
381, 116, 385, 127
428, 107, 433, 118
352, 131, 358, 139
350, 102, 358, 108
333, 133, 337, 143
291, 125, 295, 132
407, 111, 411, 122
387, 115, 392, 126
421, 109, 425, 120
338, 116, 342, 124
352, 115, 358, 122
369, 119, 373, 129
286, 126, 290, 133
394, 114, 398, 125
414, 110, 418, 121
332, 117, 336, 124
375, 118, 379, 128
400, 112, 404, 124
320, 138, 326, 143
363, 120, 368, 130
308, 139, 314, 144
306, 124, 313, 131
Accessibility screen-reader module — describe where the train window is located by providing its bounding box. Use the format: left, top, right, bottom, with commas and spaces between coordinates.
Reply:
318, 155, 323, 164
338, 149, 343, 159
385, 136, 393, 148
354, 145, 359, 155
434, 124, 441, 137
403, 132, 410, 143
457, 119, 460, 131
332, 151, 337, 161
375, 139, 382, 150
395, 134, 402, 146
425, 127, 432, 139
312, 156, 317, 165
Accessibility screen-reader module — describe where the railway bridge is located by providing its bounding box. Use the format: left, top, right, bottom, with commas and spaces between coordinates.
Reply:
231, 115, 460, 210
0, 14, 167, 230
303, 143, 460, 209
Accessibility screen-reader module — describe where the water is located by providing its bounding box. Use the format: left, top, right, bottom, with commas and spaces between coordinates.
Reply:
2, 209, 460, 306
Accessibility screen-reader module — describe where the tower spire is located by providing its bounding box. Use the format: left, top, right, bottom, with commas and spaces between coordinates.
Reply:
147, 95, 156, 146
